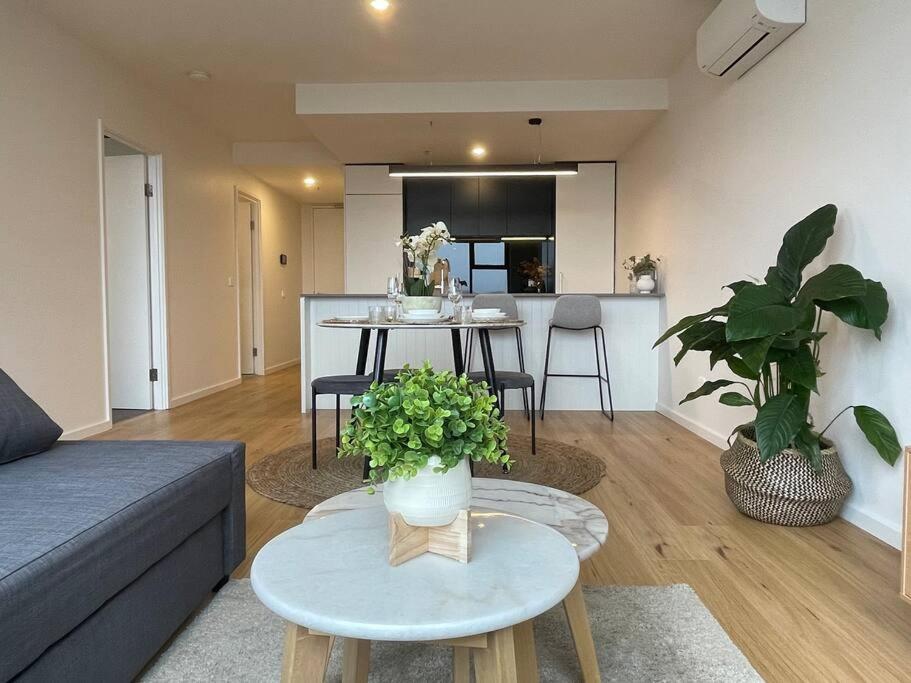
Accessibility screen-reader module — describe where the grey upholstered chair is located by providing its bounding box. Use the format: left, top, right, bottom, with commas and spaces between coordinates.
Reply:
539, 295, 614, 420
464, 293, 536, 453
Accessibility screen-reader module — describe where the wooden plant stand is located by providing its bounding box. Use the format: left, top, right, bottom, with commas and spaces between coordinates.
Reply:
388, 509, 471, 566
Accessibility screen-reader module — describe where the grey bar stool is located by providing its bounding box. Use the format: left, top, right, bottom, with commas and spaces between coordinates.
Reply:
464, 293, 536, 454
464, 293, 531, 418
539, 295, 614, 421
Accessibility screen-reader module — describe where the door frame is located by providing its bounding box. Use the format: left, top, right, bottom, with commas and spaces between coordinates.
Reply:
97, 121, 171, 413
234, 188, 266, 376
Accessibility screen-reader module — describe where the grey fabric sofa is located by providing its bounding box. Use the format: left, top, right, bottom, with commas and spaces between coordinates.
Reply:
0, 439, 246, 682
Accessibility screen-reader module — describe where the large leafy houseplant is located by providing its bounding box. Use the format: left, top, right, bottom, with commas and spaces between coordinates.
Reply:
338, 363, 511, 486
655, 204, 900, 470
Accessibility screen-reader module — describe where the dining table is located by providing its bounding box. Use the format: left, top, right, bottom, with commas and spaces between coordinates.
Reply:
316, 317, 525, 395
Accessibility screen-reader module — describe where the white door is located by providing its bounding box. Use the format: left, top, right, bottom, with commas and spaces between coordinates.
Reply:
313, 206, 345, 293
104, 155, 153, 409
237, 200, 256, 374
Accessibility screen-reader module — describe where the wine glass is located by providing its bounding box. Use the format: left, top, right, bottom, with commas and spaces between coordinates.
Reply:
447, 276, 462, 317
386, 276, 399, 302
387, 276, 400, 320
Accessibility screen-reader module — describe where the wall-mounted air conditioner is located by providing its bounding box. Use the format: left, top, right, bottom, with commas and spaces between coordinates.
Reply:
697, 0, 805, 79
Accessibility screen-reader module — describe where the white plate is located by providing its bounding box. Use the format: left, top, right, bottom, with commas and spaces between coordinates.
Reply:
472, 316, 511, 323
472, 308, 502, 317
402, 316, 449, 325
334, 315, 368, 322
404, 310, 440, 317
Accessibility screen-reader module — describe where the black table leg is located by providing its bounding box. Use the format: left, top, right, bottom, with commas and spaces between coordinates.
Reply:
478, 328, 498, 398
371, 328, 389, 384
450, 329, 465, 376
355, 329, 371, 375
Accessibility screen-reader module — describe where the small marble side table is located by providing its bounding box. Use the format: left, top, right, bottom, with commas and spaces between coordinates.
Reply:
251, 506, 579, 682
309, 478, 609, 682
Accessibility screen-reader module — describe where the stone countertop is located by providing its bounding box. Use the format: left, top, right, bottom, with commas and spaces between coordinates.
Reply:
301, 292, 663, 299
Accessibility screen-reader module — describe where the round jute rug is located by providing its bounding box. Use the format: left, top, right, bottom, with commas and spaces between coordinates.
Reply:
246, 435, 606, 509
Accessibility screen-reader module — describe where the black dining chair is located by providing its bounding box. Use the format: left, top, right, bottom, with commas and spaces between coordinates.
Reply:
310, 369, 401, 477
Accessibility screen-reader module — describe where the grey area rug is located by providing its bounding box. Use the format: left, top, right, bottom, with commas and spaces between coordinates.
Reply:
143, 580, 760, 682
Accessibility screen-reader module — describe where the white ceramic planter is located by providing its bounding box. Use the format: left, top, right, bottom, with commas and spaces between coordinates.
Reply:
401, 295, 442, 313
636, 273, 656, 294
383, 456, 472, 526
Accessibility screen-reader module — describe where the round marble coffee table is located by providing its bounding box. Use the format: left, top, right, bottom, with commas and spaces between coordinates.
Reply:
308, 478, 608, 682
251, 506, 579, 682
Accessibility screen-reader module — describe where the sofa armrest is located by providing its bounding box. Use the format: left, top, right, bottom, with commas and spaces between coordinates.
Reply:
221, 442, 247, 574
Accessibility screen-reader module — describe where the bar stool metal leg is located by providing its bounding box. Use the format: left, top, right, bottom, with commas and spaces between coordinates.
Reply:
539, 326, 555, 420
311, 388, 318, 469
530, 384, 537, 454
335, 394, 341, 449
515, 329, 529, 419
596, 326, 615, 421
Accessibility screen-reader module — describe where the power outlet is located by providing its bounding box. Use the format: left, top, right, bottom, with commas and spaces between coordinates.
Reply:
227, 276, 234, 287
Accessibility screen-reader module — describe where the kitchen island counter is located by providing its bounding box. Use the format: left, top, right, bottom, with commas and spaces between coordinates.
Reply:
300, 293, 660, 412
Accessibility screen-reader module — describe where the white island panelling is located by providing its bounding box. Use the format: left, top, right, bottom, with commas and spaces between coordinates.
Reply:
300, 294, 660, 412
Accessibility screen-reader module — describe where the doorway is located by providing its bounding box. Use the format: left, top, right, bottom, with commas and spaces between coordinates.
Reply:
235, 190, 265, 376
101, 131, 169, 417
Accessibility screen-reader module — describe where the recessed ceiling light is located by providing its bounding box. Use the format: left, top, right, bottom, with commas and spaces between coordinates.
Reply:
186, 70, 211, 81
470, 145, 487, 159
370, 0, 390, 10
303, 176, 318, 187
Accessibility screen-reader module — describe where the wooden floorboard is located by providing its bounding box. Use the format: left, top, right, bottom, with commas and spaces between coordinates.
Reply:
101, 367, 911, 681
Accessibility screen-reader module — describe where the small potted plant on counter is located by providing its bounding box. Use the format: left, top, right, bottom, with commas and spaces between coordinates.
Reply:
654, 204, 900, 526
397, 222, 453, 312
338, 363, 511, 526
519, 257, 551, 293
623, 254, 661, 293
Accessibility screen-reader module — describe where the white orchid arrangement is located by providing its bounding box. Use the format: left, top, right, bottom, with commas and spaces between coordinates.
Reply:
397, 221, 453, 296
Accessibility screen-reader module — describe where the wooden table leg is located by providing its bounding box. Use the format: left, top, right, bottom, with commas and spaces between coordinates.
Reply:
341, 638, 370, 683
452, 646, 471, 683
473, 626, 518, 683
563, 579, 601, 683
281, 623, 333, 683
513, 619, 539, 683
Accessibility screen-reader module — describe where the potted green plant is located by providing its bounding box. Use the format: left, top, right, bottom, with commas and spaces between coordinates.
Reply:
397, 222, 453, 312
655, 204, 900, 526
338, 363, 511, 526
623, 254, 661, 293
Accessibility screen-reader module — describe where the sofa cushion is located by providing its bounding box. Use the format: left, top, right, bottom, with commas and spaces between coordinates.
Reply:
0, 369, 63, 464
0, 440, 244, 681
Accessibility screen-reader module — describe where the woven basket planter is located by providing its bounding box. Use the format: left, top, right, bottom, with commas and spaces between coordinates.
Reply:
720, 428, 853, 527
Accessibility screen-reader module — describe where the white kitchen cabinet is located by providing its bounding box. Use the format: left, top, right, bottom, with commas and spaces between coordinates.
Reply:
555, 162, 616, 293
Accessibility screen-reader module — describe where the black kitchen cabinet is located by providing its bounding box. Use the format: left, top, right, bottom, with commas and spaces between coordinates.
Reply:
478, 178, 508, 236
403, 175, 554, 237
507, 178, 554, 236
404, 178, 451, 235
449, 177, 480, 237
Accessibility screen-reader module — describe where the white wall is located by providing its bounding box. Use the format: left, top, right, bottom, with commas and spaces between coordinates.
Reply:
312, 207, 345, 294
0, 0, 300, 432
617, 1, 910, 546
301, 205, 316, 294
344, 166, 403, 294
